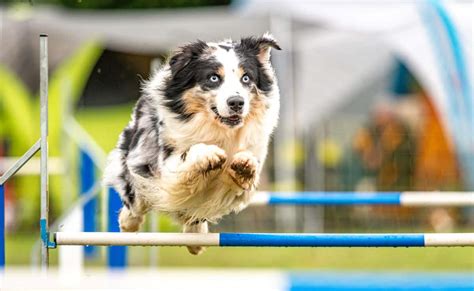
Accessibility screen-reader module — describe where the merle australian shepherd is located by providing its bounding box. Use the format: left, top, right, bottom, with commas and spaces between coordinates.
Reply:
104, 34, 280, 255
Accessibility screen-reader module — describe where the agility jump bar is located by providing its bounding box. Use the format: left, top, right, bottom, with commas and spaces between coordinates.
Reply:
249, 191, 474, 206
54, 232, 474, 247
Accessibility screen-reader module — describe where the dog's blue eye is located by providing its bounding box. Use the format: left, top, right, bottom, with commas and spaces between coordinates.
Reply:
241, 74, 250, 83
209, 75, 220, 83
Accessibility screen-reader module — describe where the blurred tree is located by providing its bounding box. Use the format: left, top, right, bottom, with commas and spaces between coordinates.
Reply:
0, 41, 102, 229
5, 0, 231, 9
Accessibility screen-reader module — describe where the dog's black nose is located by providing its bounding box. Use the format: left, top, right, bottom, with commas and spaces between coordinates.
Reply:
227, 96, 244, 113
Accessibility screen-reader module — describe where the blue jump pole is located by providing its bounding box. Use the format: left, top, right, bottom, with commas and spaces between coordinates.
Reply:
0, 184, 5, 268
267, 192, 402, 205
79, 149, 97, 257
107, 188, 127, 268
219, 233, 426, 247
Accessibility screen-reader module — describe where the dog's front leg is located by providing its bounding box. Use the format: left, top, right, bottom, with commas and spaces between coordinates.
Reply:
228, 151, 259, 191
178, 143, 227, 193
182, 143, 226, 182
159, 144, 225, 256
161, 143, 227, 196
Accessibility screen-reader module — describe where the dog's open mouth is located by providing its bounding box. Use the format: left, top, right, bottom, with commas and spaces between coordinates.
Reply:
211, 106, 242, 127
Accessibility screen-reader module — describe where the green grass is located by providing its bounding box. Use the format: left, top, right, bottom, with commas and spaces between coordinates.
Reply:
6, 233, 58, 266
134, 246, 474, 270
6, 234, 474, 270
75, 104, 134, 152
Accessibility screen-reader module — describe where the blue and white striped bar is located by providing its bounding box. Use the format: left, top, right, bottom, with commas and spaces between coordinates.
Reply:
54, 232, 474, 247
249, 191, 474, 206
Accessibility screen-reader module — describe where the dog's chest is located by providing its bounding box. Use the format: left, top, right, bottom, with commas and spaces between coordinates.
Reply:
168, 114, 265, 158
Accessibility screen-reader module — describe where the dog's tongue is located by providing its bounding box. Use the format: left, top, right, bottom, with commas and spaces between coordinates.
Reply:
229, 115, 240, 121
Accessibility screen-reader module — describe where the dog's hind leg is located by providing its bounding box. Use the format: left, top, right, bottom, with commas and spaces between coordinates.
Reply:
118, 196, 148, 232
119, 207, 143, 232
182, 220, 208, 255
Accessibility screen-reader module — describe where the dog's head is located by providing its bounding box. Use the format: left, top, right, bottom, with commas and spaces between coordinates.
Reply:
162, 34, 281, 128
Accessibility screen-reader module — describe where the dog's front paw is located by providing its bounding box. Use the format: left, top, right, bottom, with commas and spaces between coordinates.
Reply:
186, 143, 227, 174
228, 151, 258, 191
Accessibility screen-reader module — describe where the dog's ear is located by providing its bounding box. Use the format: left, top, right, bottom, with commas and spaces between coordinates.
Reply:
169, 40, 208, 75
239, 33, 281, 63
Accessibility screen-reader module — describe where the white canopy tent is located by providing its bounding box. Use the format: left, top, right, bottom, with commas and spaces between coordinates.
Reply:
238, 0, 473, 188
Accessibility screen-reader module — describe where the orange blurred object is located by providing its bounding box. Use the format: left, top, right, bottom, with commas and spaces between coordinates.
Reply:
415, 93, 461, 190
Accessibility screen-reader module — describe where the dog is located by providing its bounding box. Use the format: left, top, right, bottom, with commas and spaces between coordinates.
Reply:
104, 33, 281, 255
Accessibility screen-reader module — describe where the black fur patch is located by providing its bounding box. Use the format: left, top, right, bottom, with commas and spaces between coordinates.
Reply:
162, 143, 175, 160
191, 219, 207, 225
150, 115, 160, 127
118, 127, 134, 151
168, 40, 208, 75
238, 36, 281, 52
134, 97, 146, 121
134, 164, 152, 178
150, 116, 161, 141
124, 182, 136, 205
180, 151, 188, 162
196, 62, 224, 91
129, 128, 145, 150
122, 199, 130, 209
235, 37, 280, 93
218, 44, 232, 51
118, 154, 136, 207
164, 41, 222, 121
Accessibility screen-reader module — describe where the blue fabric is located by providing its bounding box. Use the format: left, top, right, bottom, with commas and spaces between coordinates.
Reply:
391, 61, 414, 96
430, 0, 472, 113
429, 0, 474, 190
420, 0, 474, 189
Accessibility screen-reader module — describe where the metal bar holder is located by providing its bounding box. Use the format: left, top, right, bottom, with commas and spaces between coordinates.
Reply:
0, 35, 56, 270
39, 34, 56, 271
